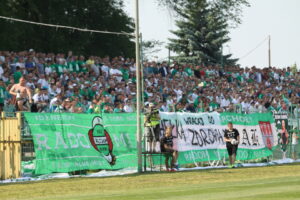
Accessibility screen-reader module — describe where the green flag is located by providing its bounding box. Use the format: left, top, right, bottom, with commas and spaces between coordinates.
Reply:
24, 113, 138, 174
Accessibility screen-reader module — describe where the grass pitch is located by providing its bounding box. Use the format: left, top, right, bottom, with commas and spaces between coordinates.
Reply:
1, 164, 300, 200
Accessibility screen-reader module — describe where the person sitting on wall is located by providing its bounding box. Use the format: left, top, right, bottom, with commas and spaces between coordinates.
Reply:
161, 126, 178, 172
32, 87, 49, 112
292, 127, 299, 160
9, 77, 32, 111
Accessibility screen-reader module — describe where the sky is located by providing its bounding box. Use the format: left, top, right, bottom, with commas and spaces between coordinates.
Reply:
124, 0, 300, 68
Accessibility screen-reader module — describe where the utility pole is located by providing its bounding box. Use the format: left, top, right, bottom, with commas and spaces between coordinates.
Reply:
268, 35, 271, 67
135, 0, 142, 173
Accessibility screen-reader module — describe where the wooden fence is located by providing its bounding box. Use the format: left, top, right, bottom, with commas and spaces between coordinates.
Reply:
0, 112, 22, 180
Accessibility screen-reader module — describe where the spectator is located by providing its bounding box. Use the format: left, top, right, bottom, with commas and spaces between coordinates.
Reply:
161, 126, 178, 171
32, 88, 49, 112
0, 80, 7, 112
124, 100, 134, 113
0, 49, 298, 115
9, 77, 32, 111
13, 67, 22, 84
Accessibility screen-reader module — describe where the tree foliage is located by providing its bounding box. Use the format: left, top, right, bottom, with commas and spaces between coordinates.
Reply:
160, 0, 248, 65
141, 40, 164, 61
158, 0, 249, 28
0, 0, 135, 57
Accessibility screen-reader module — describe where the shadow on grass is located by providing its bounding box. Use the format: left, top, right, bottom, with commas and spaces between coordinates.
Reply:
3, 162, 300, 186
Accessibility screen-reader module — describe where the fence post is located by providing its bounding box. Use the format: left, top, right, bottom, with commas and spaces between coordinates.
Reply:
0, 112, 22, 180
0, 112, 4, 179
15, 112, 22, 178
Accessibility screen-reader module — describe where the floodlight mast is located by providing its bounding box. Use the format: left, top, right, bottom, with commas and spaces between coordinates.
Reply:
135, 0, 143, 173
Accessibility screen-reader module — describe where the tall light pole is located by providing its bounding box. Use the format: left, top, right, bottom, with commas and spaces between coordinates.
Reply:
140, 33, 145, 107
135, 0, 142, 173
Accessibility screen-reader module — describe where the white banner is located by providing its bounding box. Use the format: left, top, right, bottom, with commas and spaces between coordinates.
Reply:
159, 112, 278, 152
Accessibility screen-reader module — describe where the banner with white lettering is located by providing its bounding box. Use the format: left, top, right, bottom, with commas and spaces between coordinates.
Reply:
24, 112, 278, 174
24, 113, 137, 174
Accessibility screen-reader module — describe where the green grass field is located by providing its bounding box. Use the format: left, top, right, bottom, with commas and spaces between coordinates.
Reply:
1, 164, 300, 200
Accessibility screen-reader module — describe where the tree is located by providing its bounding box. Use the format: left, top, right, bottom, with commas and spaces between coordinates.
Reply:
158, 0, 249, 65
168, 0, 237, 65
0, 0, 135, 57
158, 0, 249, 27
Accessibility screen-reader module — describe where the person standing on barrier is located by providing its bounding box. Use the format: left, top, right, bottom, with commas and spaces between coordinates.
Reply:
280, 120, 289, 159
9, 77, 32, 111
292, 128, 298, 160
144, 102, 160, 152
161, 126, 178, 171
224, 122, 240, 168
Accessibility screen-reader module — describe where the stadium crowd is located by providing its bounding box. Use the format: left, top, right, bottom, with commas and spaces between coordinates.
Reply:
0, 50, 299, 114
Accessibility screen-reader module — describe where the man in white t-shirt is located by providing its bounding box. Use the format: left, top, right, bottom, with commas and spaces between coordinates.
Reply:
221, 96, 230, 108
292, 128, 299, 160
0, 64, 3, 79
109, 65, 123, 82
174, 86, 183, 100
124, 101, 134, 113
241, 98, 250, 112
101, 62, 110, 78
44, 61, 52, 75
15, 57, 25, 69
160, 102, 169, 112
37, 74, 49, 89
0, 54, 5, 63
129, 64, 136, 72
231, 94, 240, 104
32, 88, 49, 112
190, 89, 198, 101
26, 78, 35, 90
49, 93, 62, 112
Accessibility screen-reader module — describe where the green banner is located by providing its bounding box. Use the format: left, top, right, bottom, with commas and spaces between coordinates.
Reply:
24, 112, 279, 174
220, 112, 275, 126
24, 113, 137, 174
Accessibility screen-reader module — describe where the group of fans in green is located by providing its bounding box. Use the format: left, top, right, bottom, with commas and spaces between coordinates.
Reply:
0, 49, 299, 170
0, 50, 299, 116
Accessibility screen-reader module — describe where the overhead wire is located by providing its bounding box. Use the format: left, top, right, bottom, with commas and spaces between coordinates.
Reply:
239, 36, 269, 60
0, 15, 134, 37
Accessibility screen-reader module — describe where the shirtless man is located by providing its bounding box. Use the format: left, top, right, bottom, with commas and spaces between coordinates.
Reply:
9, 77, 32, 111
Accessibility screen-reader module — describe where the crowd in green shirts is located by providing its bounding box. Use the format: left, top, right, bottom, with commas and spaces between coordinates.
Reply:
0, 50, 299, 114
